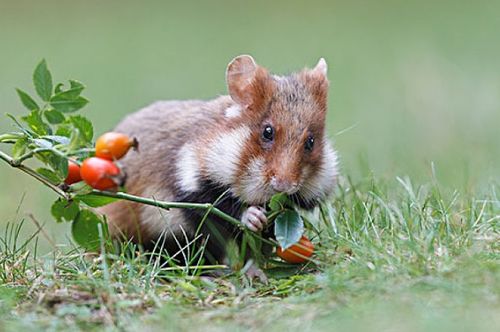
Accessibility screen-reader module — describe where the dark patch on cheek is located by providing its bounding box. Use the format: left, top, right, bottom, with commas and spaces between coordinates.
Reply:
308, 143, 323, 172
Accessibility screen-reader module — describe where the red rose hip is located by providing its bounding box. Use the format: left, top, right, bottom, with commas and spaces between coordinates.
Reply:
80, 157, 121, 190
64, 160, 82, 185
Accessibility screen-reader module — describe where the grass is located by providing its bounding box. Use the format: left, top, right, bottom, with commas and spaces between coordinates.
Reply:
1, 175, 499, 331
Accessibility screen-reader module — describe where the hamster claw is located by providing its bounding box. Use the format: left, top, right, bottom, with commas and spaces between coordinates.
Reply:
241, 205, 268, 232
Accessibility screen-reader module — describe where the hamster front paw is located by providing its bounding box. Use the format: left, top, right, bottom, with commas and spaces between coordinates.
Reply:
241, 206, 268, 232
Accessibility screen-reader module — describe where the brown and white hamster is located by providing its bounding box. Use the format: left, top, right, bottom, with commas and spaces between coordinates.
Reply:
99, 55, 339, 278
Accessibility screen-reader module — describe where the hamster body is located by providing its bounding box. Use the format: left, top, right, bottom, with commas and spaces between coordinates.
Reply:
100, 55, 339, 273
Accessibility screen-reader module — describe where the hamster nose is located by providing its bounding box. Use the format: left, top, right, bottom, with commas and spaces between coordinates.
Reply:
271, 176, 298, 194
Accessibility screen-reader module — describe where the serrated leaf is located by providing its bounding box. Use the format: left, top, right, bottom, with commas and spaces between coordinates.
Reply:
67, 80, 85, 98
51, 198, 80, 223
55, 124, 72, 138
72, 209, 108, 251
68, 115, 93, 143
76, 194, 118, 207
16, 88, 39, 111
36, 151, 68, 179
269, 193, 289, 212
33, 59, 53, 101
11, 137, 28, 159
44, 109, 65, 124
53, 80, 85, 99
54, 83, 64, 94
50, 95, 88, 113
37, 168, 62, 185
21, 110, 51, 136
274, 209, 304, 250
49, 154, 68, 179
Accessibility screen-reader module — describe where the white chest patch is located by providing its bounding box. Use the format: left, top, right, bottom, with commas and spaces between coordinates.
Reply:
224, 105, 242, 118
176, 144, 201, 193
204, 126, 251, 186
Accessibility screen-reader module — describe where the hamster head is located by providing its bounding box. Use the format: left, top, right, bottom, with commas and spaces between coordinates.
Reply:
202, 55, 339, 206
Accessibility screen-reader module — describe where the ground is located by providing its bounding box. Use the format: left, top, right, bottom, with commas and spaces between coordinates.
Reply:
1, 176, 499, 331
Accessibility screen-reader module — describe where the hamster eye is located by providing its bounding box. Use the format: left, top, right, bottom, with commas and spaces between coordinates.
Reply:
262, 125, 274, 141
305, 135, 315, 151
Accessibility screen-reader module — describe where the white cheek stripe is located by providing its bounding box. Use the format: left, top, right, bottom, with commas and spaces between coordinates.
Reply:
238, 157, 272, 204
176, 144, 201, 193
204, 126, 251, 186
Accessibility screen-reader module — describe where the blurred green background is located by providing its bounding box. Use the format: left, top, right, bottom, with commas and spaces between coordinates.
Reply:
1, 0, 499, 244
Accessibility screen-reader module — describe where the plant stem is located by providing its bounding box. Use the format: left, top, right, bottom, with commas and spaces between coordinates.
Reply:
0, 150, 70, 199
90, 190, 244, 230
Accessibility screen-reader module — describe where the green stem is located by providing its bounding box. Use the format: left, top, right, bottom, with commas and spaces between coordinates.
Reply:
0, 150, 70, 199
0, 133, 23, 142
90, 190, 244, 230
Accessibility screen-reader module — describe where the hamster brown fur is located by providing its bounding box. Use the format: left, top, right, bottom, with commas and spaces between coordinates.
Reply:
99, 55, 339, 277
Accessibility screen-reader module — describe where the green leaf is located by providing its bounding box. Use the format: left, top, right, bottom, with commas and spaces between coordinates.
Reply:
76, 194, 118, 207
55, 124, 72, 138
68, 115, 93, 143
269, 193, 289, 212
33, 59, 53, 101
37, 151, 68, 179
50, 95, 88, 113
54, 80, 85, 97
11, 137, 28, 159
69, 182, 94, 195
72, 209, 108, 251
274, 209, 304, 250
44, 109, 65, 124
36, 168, 62, 185
49, 154, 68, 179
21, 110, 51, 135
16, 88, 39, 111
51, 198, 80, 223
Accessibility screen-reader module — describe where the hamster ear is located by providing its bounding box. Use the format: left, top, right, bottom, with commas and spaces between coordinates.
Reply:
302, 58, 329, 114
226, 55, 273, 107
312, 58, 328, 77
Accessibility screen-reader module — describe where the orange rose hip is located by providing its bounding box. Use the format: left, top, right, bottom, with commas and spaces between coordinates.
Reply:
80, 157, 121, 190
277, 235, 314, 264
95, 132, 137, 160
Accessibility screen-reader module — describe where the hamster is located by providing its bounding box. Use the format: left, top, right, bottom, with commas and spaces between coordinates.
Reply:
99, 55, 339, 279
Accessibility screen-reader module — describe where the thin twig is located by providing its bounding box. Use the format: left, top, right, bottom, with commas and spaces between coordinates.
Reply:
27, 213, 57, 250
0, 150, 70, 200
90, 190, 244, 230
